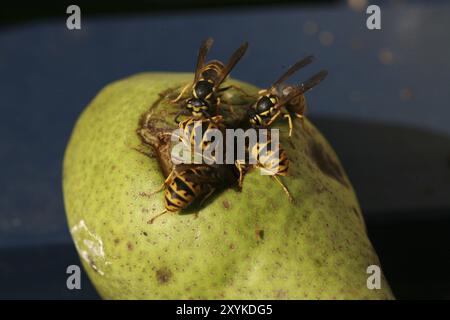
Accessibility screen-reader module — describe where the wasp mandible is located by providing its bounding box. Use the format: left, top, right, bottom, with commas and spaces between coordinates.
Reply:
172, 37, 249, 122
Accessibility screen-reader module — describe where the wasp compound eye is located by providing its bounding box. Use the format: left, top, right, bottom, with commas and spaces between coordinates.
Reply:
247, 109, 257, 123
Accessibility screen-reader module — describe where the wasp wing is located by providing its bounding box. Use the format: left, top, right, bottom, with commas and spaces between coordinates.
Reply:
184, 166, 226, 185
272, 70, 328, 110
298, 69, 328, 93
193, 37, 214, 84
271, 55, 314, 88
212, 41, 248, 90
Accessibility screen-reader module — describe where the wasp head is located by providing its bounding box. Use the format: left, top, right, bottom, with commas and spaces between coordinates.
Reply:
186, 98, 210, 118
248, 108, 261, 127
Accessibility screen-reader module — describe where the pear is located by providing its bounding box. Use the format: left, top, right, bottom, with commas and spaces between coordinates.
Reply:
63, 73, 394, 299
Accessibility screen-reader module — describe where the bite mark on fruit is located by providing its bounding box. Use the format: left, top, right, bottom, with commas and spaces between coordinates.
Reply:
137, 99, 176, 178
308, 140, 349, 188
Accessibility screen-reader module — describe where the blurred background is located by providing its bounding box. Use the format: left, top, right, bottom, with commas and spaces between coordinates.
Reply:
1, 0, 449, 299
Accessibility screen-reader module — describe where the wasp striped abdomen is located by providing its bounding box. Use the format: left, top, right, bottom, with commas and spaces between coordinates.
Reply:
250, 135, 289, 177
164, 170, 205, 212
148, 163, 239, 223
177, 116, 224, 164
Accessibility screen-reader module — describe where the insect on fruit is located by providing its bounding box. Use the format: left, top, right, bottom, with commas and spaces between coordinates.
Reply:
235, 129, 293, 202
144, 164, 239, 224
175, 115, 225, 164
248, 55, 328, 137
157, 115, 225, 164
172, 37, 248, 122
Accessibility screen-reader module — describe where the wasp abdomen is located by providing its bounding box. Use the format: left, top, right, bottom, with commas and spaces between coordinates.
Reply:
200, 61, 225, 83
251, 138, 289, 176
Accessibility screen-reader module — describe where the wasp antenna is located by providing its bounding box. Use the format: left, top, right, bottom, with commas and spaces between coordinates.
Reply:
272, 176, 294, 203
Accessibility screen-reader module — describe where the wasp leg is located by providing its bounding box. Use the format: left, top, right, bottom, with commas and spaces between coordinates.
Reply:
283, 113, 294, 138
171, 83, 191, 103
234, 160, 246, 190
271, 175, 293, 202
267, 111, 295, 138
293, 112, 309, 133
147, 209, 169, 224
266, 110, 282, 127
210, 115, 224, 124
139, 183, 165, 197
140, 169, 175, 197
215, 96, 221, 116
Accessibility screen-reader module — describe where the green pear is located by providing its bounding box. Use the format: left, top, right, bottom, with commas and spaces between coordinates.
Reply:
63, 73, 394, 299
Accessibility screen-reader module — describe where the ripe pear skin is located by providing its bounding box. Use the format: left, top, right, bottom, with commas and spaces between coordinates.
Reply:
63, 73, 394, 299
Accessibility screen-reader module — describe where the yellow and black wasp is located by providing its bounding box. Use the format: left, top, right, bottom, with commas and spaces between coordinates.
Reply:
146, 163, 240, 224
158, 115, 225, 165
235, 129, 292, 202
172, 37, 248, 122
234, 59, 327, 202
248, 55, 328, 137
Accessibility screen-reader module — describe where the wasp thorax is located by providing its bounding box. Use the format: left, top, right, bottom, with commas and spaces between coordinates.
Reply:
194, 80, 214, 100
256, 96, 275, 113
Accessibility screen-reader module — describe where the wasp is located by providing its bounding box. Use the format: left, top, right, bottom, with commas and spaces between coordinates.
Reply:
177, 116, 224, 153
235, 129, 293, 202
145, 164, 239, 224
248, 55, 328, 137
172, 37, 248, 122
159, 115, 225, 165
